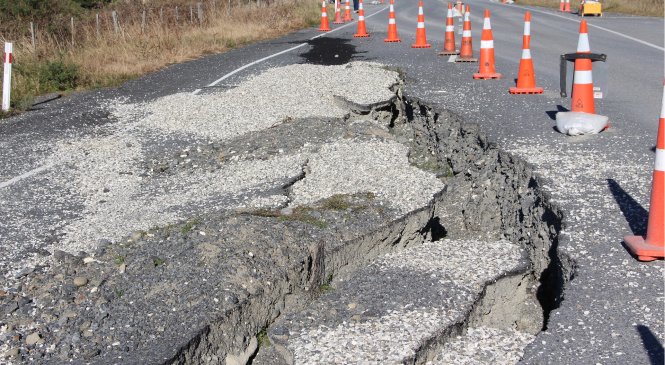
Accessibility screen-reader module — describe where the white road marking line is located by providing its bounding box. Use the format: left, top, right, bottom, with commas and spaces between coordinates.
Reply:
192, 6, 390, 95
508, 5, 664, 51
0, 165, 53, 189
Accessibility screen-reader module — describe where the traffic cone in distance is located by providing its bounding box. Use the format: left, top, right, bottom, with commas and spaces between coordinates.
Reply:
344, 0, 354, 21
354, 0, 370, 37
333, 0, 344, 24
624, 80, 665, 261
318, 0, 331, 31
439, 3, 459, 55
473, 10, 501, 78
564, 0, 571, 12
412, 2, 431, 48
510, 12, 543, 94
385, 0, 401, 42
571, 21, 594, 114
558, 0, 565, 11
456, 0, 462, 12
456, 6, 477, 62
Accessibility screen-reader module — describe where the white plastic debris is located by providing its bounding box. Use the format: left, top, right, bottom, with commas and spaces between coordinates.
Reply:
556, 111, 609, 136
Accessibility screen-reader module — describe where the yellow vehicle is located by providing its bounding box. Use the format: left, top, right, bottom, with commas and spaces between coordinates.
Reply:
579, 0, 603, 17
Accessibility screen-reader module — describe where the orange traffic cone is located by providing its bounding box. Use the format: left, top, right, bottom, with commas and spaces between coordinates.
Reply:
344, 0, 354, 21
385, 0, 401, 42
456, 6, 477, 62
473, 10, 501, 79
333, 0, 344, 24
510, 12, 543, 94
571, 21, 594, 114
354, 0, 370, 37
564, 0, 571, 12
318, 0, 331, 31
412, 2, 431, 48
456, 0, 462, 12
558, 0, 565, 11
624, 80, 665, 261
438, 3, 458, 55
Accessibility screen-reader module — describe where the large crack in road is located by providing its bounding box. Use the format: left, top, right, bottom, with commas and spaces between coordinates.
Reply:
0, 63, 573, 364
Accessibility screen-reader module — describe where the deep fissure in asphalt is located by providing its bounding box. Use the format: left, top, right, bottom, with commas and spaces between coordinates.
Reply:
173, 87, 575, 364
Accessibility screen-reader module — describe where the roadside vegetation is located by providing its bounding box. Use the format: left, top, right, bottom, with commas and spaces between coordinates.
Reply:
514, 0, 663, 17
0, 0, 323, 115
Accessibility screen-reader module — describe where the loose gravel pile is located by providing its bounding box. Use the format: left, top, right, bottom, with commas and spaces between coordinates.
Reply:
112, 62, 399, 141
272, 239, 533, 364
289, 139, 444, 216
427, 326, 536, 365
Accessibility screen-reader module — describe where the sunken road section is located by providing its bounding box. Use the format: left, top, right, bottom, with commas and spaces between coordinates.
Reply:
0, 63, 572, 364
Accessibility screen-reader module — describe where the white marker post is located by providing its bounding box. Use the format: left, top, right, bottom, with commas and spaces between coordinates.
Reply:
2, 43, 12, 112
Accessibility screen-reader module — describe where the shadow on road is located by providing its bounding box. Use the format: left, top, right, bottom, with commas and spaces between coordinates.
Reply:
545, 105, 570, 121
636, 325, 665, 365
607, 178, 648, 237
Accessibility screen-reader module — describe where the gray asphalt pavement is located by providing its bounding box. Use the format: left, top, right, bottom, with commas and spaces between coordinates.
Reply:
1, 0, 663, 363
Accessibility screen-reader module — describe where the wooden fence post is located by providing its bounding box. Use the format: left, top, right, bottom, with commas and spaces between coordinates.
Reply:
213, 0, 216, 19
142, 10, 146, 33
176, 6, 179, 21
96, 14, 99, 36
190, 4, 194, 24
112, 11, 119, 34
160, 8, 164, 23
30, 22, 36, 55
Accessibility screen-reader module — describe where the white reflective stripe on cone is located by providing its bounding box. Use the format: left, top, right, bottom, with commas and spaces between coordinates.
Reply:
574, 70, 593, 84
390, 5, 394, 10
389, 18, 395, 24
463, 30, 471, 37
522, 48, 531, 59
446, 25, 454, 31
447, 9, 452, 17
524, 22, 530, 36
480, 40, 493, 49
655, 149, 665, 172
417, 22, 425, 27
483, 18, 491, 29
359, 15, 365, 20
419, 7, 423, 14
577, 33, 590, 52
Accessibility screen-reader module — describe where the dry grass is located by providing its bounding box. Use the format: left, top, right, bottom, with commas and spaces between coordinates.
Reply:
1, 0, 326, 112
514, 0, 663, 17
